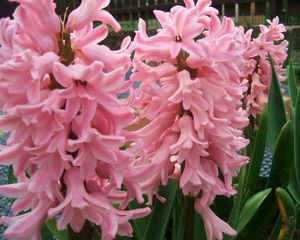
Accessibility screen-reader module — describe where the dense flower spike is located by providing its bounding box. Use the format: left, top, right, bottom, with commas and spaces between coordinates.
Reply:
239, 17, 288, 117
0, 0, 289, 239
0, 0, 150, 239
131, 1, 250, 239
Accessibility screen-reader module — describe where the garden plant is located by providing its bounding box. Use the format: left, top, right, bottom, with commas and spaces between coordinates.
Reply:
0, 0, 299, 239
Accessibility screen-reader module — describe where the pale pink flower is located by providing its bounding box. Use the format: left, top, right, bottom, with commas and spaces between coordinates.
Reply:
0, 192, 55, 240
48, 168, 150, 238
239, 18, 288, 117
66, 0, 120, 32
152, 8, 205, 58
172, 0, 218, 27
195, 198, 236, 240
260, 17, 286, 42
9, 0, 60, 53
0, 18, 16, 63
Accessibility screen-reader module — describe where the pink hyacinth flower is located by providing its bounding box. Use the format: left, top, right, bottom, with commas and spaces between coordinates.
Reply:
239, 17, 288, 117
0, 0, 151, 239
131, 1, 249, 239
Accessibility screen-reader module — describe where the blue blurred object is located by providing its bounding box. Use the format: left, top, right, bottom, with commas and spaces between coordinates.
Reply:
259, 145, 273, 178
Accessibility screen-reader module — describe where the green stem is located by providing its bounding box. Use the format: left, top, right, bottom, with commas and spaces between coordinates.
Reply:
183, 197, 195, 240
225, 165, 248, 240
172, 191, 180, 240
177, 194, 195, 240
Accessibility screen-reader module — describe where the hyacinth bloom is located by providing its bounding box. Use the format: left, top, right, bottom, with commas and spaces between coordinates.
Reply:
239, 17, 288, 117
0, 0, 151, 239
131, 0, 249, 239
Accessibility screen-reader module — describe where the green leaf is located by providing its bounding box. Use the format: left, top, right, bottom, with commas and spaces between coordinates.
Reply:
237, 188, 272, 233
172, 191, 180, 240
276, 188, 297, 240
291, 107, 296, 123
41, 224, 54, 240
225, 166, 248, 240
288, 92, 300, 205
143, 179, 178, 240
128, 199, 151, 240
238, 122, 294, 239
296, 207, 300, 230
294, 91, 300, 188
267, 216, 282, 240
193, 212, 206, 240
267, 121, 294, 189
116, 236, 132, 240
176, 195, 194, 240
284, 31, 293, 68
288, 169, 300, 206
276, 188, 296, 222
294, 65, 300, 75
46, 219, 68, 240
288, 63, 298, 108
244, 106, 268, 197
267, 54, 287, 154
238, 192, 278, 240
213, 195, 234, 222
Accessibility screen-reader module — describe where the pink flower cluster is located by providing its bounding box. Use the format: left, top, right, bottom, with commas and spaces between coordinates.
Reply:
239, 17, 288, 117
0, 0, 150, 239
0, 0, 289, 239
130, 0, 249, 239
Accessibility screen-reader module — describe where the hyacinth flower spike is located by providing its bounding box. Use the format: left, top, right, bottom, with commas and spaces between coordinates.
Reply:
0, 0, 152, 239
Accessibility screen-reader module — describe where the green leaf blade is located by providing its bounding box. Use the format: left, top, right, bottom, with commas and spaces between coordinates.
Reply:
143, 180, 178, 240
267, 121, 294, 189
128, 200, 151, 240
267, 216, 282, 240
41, 224, 54, 240
276, 188, 296, 221
288, 63, 298, 108
244, 106, 268, 197
288, 169, 300, 206
46, 219, 68, 240
193, 212, 206, 240
276, 188, 297, 240
268, 54, 287, 154
239, 121, 294, 239
237, 188, 272, 233
294, 91, 300, 188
